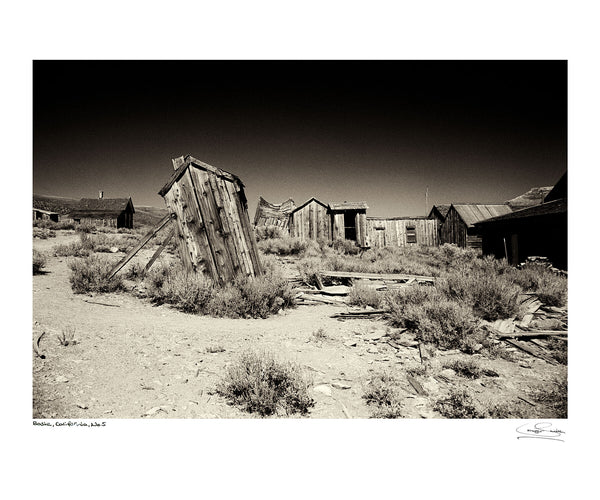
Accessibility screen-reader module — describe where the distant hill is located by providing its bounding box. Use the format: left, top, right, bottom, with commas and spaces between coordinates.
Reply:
505, 186, 553, 210
33, 194, 168, 227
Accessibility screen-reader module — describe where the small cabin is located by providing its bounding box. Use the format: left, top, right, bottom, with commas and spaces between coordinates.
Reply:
329, 201, 369, 247
289, 198, 330, 241
33, 208, 60, 223
69, 196, 135, 229
440, 204, 513, 251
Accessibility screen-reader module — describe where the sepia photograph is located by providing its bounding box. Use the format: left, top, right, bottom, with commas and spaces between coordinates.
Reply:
32, 60, 567, 421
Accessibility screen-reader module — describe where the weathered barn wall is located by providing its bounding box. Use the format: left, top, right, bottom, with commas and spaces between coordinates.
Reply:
367, 218, 438, 247
441, 204, 512, 250
159, 156, 263, 284
289, 198, 330, 241
440, 207, 467, 247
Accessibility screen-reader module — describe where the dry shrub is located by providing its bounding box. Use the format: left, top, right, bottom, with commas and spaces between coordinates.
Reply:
146, 264, 294, 319
434, 389, 485, 419
33, 227, 56, 239
509, 263, 567, 307
68, 255, 125, 293
362, 372, 404, 418
161, 271, 214, 313
347, 284, 383, 308
443, 359, 482, 379
258, 236, 308, 256
217, 351, 314, 416
388, 287, 480, 351
531, 372, 567, 418
33, 250, 46, 274
54, 233, 95, 257
443, 268, 521, 321
296, 257, 324, 287
75, 222, 95, 233
254, 225, 286, 241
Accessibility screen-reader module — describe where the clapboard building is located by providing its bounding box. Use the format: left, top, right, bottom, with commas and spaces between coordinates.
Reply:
367, 216, 438, 248
69, 195, 135, 229
440, 204, 513, 250
288, 198, 331, 241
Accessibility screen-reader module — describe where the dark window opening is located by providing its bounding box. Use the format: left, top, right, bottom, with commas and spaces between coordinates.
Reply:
344, 211, 357, 241
406, 225, 417, 244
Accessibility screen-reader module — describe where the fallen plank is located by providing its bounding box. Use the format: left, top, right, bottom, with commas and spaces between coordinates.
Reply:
517, 395, 537, 406
83, 300, 121, 308
496, 330, 568, 339
407, 374, 427, 395
503, 338, 558, 365
320, 270, 434, 283
298, 285, 350, 296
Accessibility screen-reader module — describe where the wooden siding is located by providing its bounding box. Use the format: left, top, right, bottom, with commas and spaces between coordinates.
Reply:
367, 218, 438, 247
161, 159, 262, 284
289, 199, 330, 240
440, 207, 468, 248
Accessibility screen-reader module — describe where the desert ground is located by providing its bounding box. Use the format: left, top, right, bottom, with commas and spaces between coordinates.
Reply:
32, 228, 567, 419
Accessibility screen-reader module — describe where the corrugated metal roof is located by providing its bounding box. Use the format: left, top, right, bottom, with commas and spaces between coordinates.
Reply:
475, 199, 566, 225
329, 201, 369, 210
453, 204, 513, 227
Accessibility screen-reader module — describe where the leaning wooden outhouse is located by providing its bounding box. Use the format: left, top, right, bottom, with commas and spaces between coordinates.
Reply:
158, 155, 263, 284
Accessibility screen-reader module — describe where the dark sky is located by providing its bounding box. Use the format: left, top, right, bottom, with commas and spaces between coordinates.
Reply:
33, 60, 567, 217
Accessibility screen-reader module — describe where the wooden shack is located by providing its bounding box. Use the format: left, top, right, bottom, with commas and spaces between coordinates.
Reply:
475, 199, 567, 269
427, 204, 451, 243
367, 217, 438, 248
329, 202, 368, 247
69, 197, 135, 228
33, 208, 60, 222
440, 204, 513, 250
476, 172, 568, 269
158, 155, 262, 284
289, 198, 330, 241
254, 196, 296, 230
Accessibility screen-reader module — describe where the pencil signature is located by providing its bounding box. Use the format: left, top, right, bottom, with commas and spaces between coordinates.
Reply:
516, 422, 565, 442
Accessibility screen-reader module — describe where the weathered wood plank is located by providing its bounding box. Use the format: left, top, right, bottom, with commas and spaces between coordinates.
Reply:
321, 270, 435, 282
108, 213, 174, 279
144, 228, 174, 273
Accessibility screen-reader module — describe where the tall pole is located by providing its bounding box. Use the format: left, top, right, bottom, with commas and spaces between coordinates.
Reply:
425, 186, 429, 215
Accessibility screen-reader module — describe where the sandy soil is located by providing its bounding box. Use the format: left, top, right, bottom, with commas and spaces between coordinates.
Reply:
32, 232, 566, 419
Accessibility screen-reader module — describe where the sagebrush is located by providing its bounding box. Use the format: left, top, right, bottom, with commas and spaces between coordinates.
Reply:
217, 351, 314, 416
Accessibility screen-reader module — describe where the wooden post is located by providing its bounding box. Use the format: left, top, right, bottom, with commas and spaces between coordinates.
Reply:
108, 213, 175, 280
143, 229, 174, 274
